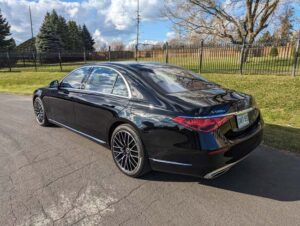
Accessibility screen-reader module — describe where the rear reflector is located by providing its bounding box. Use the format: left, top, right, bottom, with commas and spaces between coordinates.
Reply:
208, 148, 228, 155
172, 115, 233, 132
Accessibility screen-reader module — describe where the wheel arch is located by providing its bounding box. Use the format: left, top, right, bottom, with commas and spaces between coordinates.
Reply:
107, 118, 142, 147
32, 89, 43, 103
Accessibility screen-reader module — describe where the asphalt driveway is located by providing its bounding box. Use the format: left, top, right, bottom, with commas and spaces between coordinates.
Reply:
0, 93, 299, 226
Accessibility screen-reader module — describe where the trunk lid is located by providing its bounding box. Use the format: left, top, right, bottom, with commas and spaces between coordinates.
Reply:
167, 86, 260, 137
167, 86, 254, 117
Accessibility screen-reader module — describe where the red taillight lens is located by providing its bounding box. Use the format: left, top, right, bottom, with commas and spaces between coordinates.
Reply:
172, 115, 233, 132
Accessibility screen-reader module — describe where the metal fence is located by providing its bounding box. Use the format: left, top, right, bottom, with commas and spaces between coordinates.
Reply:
1, 39, 299, 76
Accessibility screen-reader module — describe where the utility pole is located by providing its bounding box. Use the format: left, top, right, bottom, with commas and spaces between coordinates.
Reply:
135, 0, 140, 61
29, 6, 34, 50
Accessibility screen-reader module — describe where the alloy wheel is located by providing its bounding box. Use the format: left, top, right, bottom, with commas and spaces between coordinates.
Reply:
34, 99, 45, 124
112, 130, 141, 174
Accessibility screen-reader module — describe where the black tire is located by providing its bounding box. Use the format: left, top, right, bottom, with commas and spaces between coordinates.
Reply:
33, 97, 51, 127
111, 124, 151, 177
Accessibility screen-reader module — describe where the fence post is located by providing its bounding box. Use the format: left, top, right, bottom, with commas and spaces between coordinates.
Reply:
22, 52, 26, 67
83, 48, 87, 64
165, 42, 169, 64
239, 40, 246, 75
108, 46, 111, 61
58, 51, 62, 72
6, 50, 11, 72
152, 46, 154, 61
198, 40, 204, 73
292, 38, 300, 77
32, 51, 37, 71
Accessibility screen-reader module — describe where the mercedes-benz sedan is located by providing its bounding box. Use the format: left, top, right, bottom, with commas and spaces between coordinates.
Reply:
33, 62, 263, 179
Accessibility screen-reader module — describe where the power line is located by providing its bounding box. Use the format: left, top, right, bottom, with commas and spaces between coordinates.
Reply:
29, 6, 34, 39
29, 5, 34, 51
135, 0, 140, 61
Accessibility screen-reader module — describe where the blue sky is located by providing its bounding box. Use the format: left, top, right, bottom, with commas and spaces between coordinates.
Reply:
0, 0, 173, 49
0, 0, 299, 49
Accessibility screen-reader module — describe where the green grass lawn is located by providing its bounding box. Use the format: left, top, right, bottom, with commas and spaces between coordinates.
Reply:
2, 54, 299, 76
145, 55, 300, 75
203, 74, 300, 153
0, 70, 299, 153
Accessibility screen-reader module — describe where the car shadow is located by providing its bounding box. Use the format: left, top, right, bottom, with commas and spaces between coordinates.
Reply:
50, 123, 300, 202
142, 146, 300, 202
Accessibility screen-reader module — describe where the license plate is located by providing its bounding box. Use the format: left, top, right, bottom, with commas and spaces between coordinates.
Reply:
236, 113, 250, 129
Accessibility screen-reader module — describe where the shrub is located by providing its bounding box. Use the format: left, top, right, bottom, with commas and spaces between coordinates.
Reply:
269, 46, 279, 57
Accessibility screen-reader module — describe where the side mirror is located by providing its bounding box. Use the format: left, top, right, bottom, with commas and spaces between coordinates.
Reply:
49, 80, 59, 89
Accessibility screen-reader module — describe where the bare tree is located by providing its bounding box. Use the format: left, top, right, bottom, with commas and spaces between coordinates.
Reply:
164, 0, 282, 45
273, 6, 295, 45
110, 41, 125, 51
98, 43, 108, 52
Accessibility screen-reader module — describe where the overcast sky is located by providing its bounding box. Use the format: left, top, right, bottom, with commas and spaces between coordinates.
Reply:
0, 0, 174, 49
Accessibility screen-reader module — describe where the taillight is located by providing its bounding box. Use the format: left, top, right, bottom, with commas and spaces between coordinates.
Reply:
172, 115, 233, 132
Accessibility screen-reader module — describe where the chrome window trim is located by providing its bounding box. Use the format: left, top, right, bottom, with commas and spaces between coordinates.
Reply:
48, 119, 106, 144
183, 107, 255, 119
59, 65, 132, 99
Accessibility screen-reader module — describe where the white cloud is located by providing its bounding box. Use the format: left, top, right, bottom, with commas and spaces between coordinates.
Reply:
68, 7, 79, 18
126, 39, 162, 50
166, 31, 176, 40
10, 24, 25, 33
104, 0, 162, 30
93, 29, 108, 50
126, 39, 136, 50
0, 0, 166, 45
105, 0, 134, 30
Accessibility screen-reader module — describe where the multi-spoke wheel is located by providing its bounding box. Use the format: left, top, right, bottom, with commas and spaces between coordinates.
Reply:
111, 124, 150, 177
33, 97, 51, 127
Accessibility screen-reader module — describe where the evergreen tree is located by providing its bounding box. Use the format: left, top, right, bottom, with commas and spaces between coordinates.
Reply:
36, 10, 95, 53
57, 16, 71, 51
36, 11, 62, 52
67, 21, 83, 51
0, 10, 16, 51
82, 24, 95, 52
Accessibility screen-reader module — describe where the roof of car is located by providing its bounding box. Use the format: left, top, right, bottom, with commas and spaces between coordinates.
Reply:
85, 61, 169, 69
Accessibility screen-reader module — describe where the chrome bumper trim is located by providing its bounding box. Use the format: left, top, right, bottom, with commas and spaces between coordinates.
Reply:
184, 107, 255, 119
150, 158, 192, 167
48, 119, 106, 144
204, 154, 250, 179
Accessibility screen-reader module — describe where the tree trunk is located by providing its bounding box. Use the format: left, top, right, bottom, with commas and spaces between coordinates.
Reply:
242, 45, 251, 63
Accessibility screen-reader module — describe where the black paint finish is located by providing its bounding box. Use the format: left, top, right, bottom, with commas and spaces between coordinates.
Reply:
33, 62, 263, 177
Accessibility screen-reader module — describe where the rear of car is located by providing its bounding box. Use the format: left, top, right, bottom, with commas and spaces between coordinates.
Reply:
129, 63, 263, 178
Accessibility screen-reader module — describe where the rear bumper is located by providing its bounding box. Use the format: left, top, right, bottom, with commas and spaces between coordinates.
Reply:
203, 153, 251, 179
149, 122, 263, 178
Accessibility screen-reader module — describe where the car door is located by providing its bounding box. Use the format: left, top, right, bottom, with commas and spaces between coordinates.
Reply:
43, 67, 91, 127
72, 66, 130, 142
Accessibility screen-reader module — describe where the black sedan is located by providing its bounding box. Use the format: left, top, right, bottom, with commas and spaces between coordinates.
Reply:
33, 62, 263, 179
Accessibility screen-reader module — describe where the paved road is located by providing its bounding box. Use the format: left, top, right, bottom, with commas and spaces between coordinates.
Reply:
0, 93, 300, 226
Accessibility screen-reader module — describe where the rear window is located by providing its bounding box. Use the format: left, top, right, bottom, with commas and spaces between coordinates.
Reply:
135, 65, 209, 93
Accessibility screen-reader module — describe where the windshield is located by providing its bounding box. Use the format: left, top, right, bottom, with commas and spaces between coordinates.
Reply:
135, 64, 210, 93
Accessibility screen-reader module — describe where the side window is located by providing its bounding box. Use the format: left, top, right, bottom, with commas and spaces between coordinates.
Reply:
85, 67, 118, 94
112, 76, 128, 97
61, 67, 90, 89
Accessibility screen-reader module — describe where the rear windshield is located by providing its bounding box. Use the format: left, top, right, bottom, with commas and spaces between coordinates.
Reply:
135, 64, 209, 93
